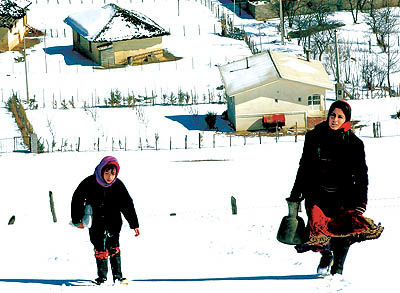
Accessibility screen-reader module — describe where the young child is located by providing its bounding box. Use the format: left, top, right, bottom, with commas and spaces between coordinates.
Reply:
71, 156, 140, 285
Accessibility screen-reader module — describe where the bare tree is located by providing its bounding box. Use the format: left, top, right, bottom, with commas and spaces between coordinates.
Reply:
343, 0, 369, 23
309, 29, 335, 61
303, 0, 331, 26
364, 5, 399, 53
270, 0, 305, 28
292, 13, 314, 47
291, 2, 336, 57
360, 53, 386, 89
386, 37, 400, 95
323, 38, 351, 81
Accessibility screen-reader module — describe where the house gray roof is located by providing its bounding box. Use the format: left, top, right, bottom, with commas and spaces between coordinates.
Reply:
64, 3, 169, 42
218, 50, 334, 97
0, 0, 31, 29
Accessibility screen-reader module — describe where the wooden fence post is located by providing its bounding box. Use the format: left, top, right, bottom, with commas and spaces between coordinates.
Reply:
198, 133, 202, 148
8, 215, 15, 225
231, 196, 237, 215
77, 137, 80, 152
49, 191, 57, 223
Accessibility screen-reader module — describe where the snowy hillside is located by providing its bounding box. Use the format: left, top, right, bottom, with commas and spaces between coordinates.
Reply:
1, 0, 400, 292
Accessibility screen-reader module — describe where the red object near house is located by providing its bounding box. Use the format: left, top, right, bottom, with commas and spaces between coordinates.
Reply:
262, 114, 286, 130
263, 114, 285, 124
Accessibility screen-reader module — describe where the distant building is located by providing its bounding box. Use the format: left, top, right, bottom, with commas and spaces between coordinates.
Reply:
218, 50, 334, 131
64, 3, 170, 67
0, 0, 31, 50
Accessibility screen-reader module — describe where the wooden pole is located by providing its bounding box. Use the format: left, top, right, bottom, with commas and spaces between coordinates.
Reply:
8, 215, 15, 225
231, 196, 237, 215
23, 37, 29, 102
49, 191, 57, 223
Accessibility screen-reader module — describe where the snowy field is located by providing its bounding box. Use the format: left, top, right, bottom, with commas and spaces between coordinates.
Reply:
1, 0, 400, 292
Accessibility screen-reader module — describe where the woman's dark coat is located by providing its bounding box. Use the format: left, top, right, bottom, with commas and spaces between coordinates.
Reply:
290, 121, 368, 215
71, 174, 139, 232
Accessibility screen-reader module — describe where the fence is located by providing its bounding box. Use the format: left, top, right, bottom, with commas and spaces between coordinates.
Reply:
35, 129, 303, 154
0, 136, 31, 153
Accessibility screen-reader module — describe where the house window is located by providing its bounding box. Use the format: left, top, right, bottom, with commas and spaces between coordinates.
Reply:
298, 97, 302, 102
275, 98, 278, 103
308, 94, 321, 106
89, 41, 92, 52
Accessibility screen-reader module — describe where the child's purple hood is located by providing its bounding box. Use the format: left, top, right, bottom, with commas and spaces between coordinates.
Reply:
94, 156, 120, 187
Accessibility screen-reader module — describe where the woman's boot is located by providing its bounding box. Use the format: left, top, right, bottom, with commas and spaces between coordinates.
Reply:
109, 247, 124, 283
331, 243, 350, 275
317, 250, 334, 275
94, 250, 108, 285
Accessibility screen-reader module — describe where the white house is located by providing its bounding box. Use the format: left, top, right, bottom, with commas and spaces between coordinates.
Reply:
64, 3, 170, 66
218, 50, 334, 131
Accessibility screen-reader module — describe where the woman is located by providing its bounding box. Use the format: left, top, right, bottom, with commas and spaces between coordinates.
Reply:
71, 156, 140, 285
289, 100, 383, 275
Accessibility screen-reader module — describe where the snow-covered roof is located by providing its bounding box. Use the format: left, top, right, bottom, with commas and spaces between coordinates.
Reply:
218, 50, 334, 96
64, 3, 169, 42
0, 0, 31, 29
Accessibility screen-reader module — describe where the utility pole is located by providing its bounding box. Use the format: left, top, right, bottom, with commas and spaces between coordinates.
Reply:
280, 0, 285, 45
334, 29, 341, 100
44, 33, 48, 74
23, 36, 29, 102
233, 0, 236, 27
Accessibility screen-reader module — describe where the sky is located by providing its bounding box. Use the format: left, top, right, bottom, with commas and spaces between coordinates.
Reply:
0, 0, 400, 292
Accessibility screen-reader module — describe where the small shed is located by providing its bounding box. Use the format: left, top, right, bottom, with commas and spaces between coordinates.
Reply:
218, 50, 334, 131
0, 0, 31, 50
64, 3, 170, 67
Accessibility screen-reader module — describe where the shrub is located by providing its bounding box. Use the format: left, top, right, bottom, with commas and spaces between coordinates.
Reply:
205, 112, 217, 129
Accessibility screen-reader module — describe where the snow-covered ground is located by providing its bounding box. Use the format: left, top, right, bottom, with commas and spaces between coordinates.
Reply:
1, 0, 400, 292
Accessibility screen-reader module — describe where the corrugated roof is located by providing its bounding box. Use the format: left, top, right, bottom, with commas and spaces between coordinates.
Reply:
0, 0, 31, 29
218, 52, 280, 96
64, 3, 169, 42
218, 50, 334, 97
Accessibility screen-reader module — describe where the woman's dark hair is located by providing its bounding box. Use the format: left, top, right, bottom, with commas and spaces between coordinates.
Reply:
102, 163, 117, 175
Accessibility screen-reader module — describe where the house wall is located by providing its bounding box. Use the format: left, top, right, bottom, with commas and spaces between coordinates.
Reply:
72, 30, 107, 64
0, 28, 8, 49
72, 30, 164, 66
232, 79, 327, 131
0, 17, 26, 50
113, 36, 163, 65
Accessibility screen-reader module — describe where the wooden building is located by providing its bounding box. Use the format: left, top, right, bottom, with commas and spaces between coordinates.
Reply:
0, 0, 31, 50
64, 3, 170, 66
